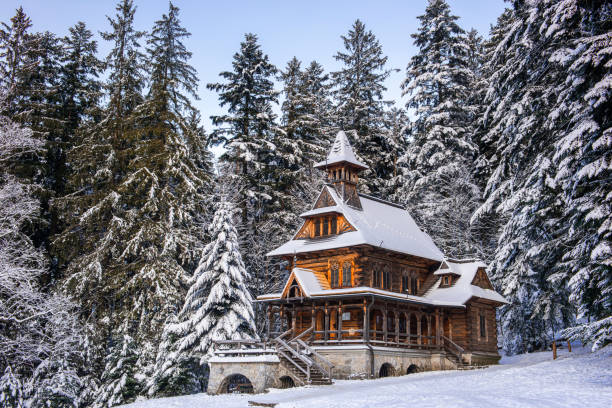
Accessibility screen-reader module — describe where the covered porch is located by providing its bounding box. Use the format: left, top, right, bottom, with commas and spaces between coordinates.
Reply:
263, 295, 461, 352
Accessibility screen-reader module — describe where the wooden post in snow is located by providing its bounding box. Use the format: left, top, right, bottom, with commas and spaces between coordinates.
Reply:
568, 340, 572, 352
553, 341, 557, 360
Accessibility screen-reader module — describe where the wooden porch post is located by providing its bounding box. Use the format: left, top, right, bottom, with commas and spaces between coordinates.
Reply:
311, 303, 316, 343
406, 311, 411, 345
435, 308, 441, 346
292, 303, 297, 338
324, 302, 329, 345
427, 314, 432, 345
417, 313, 422, 346
363, 298, 369, 342
338, 301, 343, 342
383, 303, 388, 345
394, 308, 400, 346
280, 304, 285, 331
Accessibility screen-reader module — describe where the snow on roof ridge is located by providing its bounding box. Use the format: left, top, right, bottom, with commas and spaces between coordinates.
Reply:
358, 192, 405, 209
446, 258, 483, 264
314, 131, 368, 169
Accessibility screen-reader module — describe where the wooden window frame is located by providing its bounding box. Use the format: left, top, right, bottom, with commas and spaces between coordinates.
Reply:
342, 261, 352, 287
314, 218, 321, 237
330, 261, 340, 288
479, 313, 486, 339
410, 275, 417, 295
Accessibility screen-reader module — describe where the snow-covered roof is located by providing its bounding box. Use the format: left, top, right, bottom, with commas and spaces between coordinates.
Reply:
314, 131, 368, 170
300, 205, 343, 218
268, 185, 445, 261
280, 267, 327, 297
258, 267, 464, 307
425, 260, 508, 305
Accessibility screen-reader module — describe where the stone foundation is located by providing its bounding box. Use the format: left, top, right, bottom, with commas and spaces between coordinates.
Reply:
313, 346, 458, 379
206, 346, 487, 394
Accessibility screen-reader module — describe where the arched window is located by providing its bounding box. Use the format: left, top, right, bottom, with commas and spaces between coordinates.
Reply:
330, 261, 340, 287
342, 261, 352, 287
382, 265, 391, 290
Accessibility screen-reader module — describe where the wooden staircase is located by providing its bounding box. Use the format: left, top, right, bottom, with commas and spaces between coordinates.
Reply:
273, 327, 334, 386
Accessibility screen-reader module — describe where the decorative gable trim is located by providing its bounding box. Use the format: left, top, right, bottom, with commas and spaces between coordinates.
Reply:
313, 187, 337, 209
281, 272, 305, 299
471, 267, 494, 290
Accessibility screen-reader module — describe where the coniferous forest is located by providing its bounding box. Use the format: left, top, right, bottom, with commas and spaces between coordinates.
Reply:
0, 0, 610, 406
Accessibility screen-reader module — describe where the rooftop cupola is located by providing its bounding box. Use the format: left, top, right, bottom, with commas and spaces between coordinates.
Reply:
315, 131, 367, 209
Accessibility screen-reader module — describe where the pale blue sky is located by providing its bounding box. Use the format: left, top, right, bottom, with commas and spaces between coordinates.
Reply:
1, 0, 507, 131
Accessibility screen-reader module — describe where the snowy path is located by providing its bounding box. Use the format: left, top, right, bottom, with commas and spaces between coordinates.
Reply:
122, 346, 612, 408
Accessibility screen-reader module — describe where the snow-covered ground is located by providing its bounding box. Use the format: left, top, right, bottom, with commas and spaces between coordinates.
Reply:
122, 345, 611, 408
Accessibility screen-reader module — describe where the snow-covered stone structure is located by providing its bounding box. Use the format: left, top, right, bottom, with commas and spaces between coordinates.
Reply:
208, 131, 507, 394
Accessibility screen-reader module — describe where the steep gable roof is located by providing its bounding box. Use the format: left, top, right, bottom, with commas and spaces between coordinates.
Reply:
425, 260, 507, 305
314, 131, 368, 170
268, 185, 444, 261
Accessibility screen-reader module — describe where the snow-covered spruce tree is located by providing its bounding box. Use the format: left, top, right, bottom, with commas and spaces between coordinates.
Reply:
59, 21, 103, 144
100, 0, 146, 140
544, 0, 611, 351
381, 107, 409, 198
472, 0, 612, 353
207, 33, 282, 326
148, 199, 256, 397
207, 33, 279, 227
0, 97, 85, 408
331, 19, 393, 195
396, 0, 483, 259
55, 3, 212, 402
0, 366, 24, 408
94, 335, 141, 408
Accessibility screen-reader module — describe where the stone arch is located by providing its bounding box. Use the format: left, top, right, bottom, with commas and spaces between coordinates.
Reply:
379, 362, 395, 378
219, 373, 254, 394
407, 364, 419, 374
279, 376, 295, 389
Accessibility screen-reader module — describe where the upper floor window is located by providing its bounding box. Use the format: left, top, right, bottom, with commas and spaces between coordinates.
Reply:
342, 261, 352, 287
442, 275, 451, 286
331, 261, 340, 287
312, 216, 339, 238
410, 275, 417, 295
382, 265, 391, 290
401, 273, 409, 293
373, 266, 380, 287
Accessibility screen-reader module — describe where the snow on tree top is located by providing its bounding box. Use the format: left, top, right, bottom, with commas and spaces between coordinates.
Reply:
314, 131, 368, 170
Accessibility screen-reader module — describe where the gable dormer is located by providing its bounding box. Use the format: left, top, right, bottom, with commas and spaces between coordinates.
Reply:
315, 131, 367, 209
471, 267, 494, 290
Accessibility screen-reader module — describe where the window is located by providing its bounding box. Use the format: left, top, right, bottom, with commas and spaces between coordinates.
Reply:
322, 217, 329, 235
342, 261, 352, 287
373, 266, 379, 287
342, 312, 351, 321
480, 314, 486, 338
314, 218, 321, 237
410, 275, 417, 295
382, 265, 391, 290
443, 276, 450, 286
331, 216, 337, 234
401, 274, 409, 293
330, 261, 340, 287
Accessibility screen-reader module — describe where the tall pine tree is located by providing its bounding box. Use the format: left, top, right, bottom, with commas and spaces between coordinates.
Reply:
331, 19, 394, 195
397, 0, 483, 259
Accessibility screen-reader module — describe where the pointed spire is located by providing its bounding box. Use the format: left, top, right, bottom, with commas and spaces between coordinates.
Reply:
314, 131, 368, 169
